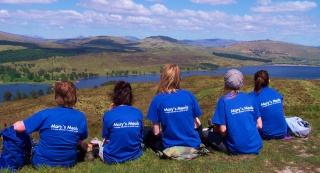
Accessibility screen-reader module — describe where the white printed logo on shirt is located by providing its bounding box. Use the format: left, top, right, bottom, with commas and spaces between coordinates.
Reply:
260, 98, 281, 108
164, 105, 189, 114
51, 124, 78, 133
231, 106, 254, 115
113, 121, 140, 128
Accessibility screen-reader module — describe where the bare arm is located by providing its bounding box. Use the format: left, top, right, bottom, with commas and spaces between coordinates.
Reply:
153, 123, 162, 137
256, 117, 262, 129
219, 125, 227, 137
194, 117, 201, 129
13, 121, 26, 132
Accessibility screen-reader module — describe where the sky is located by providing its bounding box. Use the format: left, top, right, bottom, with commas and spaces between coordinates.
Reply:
0, 0, 319, 46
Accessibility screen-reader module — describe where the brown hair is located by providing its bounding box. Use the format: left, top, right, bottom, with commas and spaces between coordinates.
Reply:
156, 64, 181, 94
254, 70, 269, 94
223, 84, 239, 98
112, 81, 133, 106
54, 81, 77, 108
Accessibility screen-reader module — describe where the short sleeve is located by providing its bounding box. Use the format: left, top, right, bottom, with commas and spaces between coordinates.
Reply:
102, 113, 110, 139
80, 115, 88, 140
146, 97, 160, 123
212, 98, 226, 126
188, 92, 202, 118
23, 109, 48, 134
253, 101, 261, 120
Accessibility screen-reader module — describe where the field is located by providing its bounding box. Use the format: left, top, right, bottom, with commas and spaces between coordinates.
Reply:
1, 75, 319, 173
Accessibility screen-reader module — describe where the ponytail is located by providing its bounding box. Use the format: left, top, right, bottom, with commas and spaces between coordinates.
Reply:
254, 77, 263, 94
253, 70, 269, 95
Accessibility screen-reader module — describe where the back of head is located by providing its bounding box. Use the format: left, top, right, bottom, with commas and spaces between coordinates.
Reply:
156, 64, 181, 94
223, 69, 244, 96
112, 81, 133, 106
254, 70, 269, 94
54, 81, 77, 108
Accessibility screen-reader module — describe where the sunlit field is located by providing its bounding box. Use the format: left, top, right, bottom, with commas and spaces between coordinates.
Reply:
1, 75, 319, 173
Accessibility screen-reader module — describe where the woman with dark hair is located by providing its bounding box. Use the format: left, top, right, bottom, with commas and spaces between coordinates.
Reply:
250, 70, 287, 139
145, 64, 203, 152
13, 81, 89, 167
204, 69, 263, 154
97, 80, 143, 164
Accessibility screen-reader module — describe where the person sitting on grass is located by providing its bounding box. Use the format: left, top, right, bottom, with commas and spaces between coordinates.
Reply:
249, 70, 287, 140
13, 81, 90, 168
204, 69, 263, 154
144, 64, 203, 155
94, 80, 144, 164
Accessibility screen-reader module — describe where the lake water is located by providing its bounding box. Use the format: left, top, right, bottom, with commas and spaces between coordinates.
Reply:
0, 65, 319, 102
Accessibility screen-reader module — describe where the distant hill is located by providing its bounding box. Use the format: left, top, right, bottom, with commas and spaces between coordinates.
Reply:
119, 36, 140, 41
211, 40, 320, 65
181, 38, 241, 47
137, 36, 186, 47
0, 31, 49, 42
1, 31, 320, 68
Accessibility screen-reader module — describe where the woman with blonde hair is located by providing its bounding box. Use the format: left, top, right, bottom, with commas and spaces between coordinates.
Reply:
13, 81, 89, 167
204, 69, 263, 154
145, 64, 203, 152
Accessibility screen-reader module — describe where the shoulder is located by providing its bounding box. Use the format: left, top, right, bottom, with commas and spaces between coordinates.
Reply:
179, 89, 192, 94
248, 91, 257, 97
178, 89, 197, 98
151, 93, 167, 103
124, 106, 143, 114
261, 87, 282, 96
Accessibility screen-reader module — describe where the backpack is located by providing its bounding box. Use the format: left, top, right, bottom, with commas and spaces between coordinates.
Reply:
0, 126, 32, 171
286, 116, 312, 138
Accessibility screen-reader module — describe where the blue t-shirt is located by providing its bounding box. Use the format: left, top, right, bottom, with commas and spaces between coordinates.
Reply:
249, 87, 287, 139
23, 107, 88, 167
102, 105, 143, 164
212, 92, 263, 154
147, 89, 202, 149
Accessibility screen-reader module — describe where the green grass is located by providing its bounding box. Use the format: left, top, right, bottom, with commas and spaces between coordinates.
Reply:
1, 75, 320, 172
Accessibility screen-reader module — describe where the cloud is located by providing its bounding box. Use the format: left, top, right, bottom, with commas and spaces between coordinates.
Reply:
190, 0, 237, 5
0, 0, 318, 45
145, 0, 164, 2
252, 1, 317, 13
0, 0, 57, 4
77, 0, 151, 16
150, 4, 169, 15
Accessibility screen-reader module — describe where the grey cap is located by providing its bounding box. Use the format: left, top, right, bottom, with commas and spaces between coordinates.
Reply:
224, 69, 244, 89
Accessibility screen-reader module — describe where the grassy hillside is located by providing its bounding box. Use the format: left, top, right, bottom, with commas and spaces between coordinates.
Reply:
1, 76, 319, 172
212, 40, 320, 65
1, 33, 320, 84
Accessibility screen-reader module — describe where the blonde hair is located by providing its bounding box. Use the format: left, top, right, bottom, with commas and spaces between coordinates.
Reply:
54, 81, 77, 108
156, 64, 181, 94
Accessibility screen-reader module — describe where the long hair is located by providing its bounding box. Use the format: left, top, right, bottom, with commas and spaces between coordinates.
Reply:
156, 64, 181, 94
112, 81, 133, 106
254, 70, 269, 94
54, 81, 77, 108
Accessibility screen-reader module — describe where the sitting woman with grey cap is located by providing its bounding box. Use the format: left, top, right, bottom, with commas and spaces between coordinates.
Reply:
203, 69, 263, 154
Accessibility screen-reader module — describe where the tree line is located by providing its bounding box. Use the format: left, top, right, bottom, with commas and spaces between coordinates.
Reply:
0, 64, 99, 83
2, 87, 53, 101
212, 52, 272, 63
